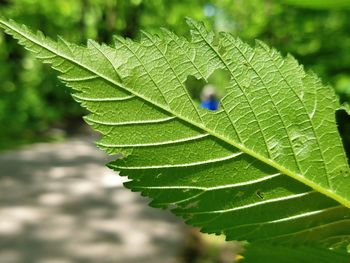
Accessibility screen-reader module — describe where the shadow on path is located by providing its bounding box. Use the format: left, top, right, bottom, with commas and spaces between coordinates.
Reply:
0, 136, 185, 263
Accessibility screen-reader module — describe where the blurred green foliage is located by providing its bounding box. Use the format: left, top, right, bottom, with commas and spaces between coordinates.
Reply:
0, 0, 350, 150
281, 0, 350, 10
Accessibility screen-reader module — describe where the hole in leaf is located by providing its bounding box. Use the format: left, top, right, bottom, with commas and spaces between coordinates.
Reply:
336, 109, 350, 165
185, 69, 230, 111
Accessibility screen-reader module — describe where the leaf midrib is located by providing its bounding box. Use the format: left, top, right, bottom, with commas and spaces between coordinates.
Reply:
2, 19, 349, 208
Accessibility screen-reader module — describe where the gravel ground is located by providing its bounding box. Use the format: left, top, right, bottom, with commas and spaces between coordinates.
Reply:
0, 136, 185, 263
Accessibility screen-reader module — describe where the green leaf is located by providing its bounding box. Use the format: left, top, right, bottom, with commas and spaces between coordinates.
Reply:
242, 243, 350, 263
1, 17, 349, 250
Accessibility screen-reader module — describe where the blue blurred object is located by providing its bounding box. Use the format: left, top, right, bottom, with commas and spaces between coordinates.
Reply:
200, 85, 219, 110
200, 99, 219, 111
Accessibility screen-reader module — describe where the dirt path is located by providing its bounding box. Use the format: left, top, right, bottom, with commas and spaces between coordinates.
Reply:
0, 136, 185, 263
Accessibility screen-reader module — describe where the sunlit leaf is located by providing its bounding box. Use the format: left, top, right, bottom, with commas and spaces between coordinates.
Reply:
1, 17, 349, 254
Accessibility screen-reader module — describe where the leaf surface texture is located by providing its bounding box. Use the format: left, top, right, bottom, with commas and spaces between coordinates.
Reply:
1, 18, 349, 249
